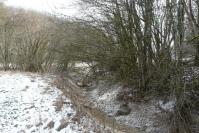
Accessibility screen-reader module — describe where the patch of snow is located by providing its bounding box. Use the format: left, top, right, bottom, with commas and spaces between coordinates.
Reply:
98, 89, 118, 101
86, 81, 170, 133
74, 62, 90, 68
89, 83, 121, 115
159, 100, 175, 112
0, 71, 93, 133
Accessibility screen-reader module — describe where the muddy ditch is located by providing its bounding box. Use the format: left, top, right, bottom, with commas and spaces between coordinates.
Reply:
53, 76, 144, 133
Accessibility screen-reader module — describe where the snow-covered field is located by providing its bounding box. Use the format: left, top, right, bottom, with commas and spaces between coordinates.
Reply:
0, 71, 83, 133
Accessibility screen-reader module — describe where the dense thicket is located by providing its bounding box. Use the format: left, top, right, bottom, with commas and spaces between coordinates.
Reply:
0, 5, 54, 72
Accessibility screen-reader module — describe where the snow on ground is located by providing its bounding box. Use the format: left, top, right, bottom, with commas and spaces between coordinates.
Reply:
87, 82, 170, 133
89, 83, 121, 116
0, 71, 84, 133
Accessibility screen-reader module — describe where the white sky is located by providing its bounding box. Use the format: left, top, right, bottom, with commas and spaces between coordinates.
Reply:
3, 0, 79, 17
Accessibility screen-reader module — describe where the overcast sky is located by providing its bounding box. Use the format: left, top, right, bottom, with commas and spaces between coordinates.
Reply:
3, 0, 79, 17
